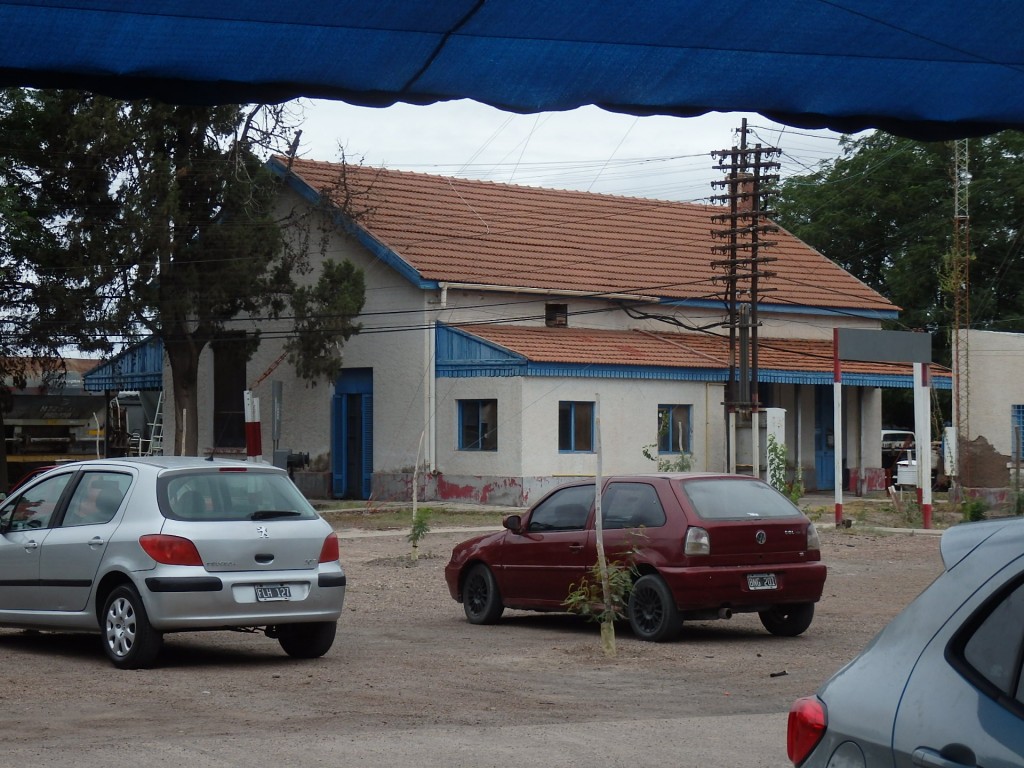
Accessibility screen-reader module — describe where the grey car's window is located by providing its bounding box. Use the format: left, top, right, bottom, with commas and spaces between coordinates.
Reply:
602, 483, 666, 529
162, 471, 317, 521
62, 472, 131, 527
680, 478, 800, 520
2, 473, 73, 532
527, 485, 595, 532
963, 579, 1024, 703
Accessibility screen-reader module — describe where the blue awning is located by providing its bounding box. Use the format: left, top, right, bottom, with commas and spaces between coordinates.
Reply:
0, 2, 1021, 139
83, 337, 165, 392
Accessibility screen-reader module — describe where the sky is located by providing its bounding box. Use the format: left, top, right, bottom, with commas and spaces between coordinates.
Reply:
290, 98, 857, 203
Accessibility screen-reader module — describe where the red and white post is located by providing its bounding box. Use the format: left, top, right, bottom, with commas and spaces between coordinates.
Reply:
914, 363, 932, 528
833, 329, 844, 526
243, 390, 263, 461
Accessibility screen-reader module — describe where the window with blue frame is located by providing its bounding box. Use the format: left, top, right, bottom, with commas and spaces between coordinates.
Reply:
458, 399, 498, 451
657, 404, 692, 454
1013, 404, 1024, 459
558, 401, 594, 452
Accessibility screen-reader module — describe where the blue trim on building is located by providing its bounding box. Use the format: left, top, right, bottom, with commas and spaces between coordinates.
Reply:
83, 337, 165, 392
435, 325, 952, 389
268, 159, 438, 291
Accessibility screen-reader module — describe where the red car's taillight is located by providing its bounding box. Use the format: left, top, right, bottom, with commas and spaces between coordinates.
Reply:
787, 696, 827, 766
139, 534, 204, 566
319, 532, 340, 563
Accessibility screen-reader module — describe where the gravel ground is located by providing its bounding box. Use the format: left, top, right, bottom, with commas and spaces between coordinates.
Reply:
0, 521, 944, 767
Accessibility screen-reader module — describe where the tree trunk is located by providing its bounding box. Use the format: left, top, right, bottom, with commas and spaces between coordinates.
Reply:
0, 406, 8, 493
165, 337, 203, 457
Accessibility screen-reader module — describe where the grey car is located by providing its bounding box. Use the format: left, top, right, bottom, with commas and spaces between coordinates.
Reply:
787, 516, 1024, 767
0, 456, 346, 668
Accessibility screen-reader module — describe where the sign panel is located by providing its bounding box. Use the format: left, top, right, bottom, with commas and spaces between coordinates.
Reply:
836, 329, 931, 363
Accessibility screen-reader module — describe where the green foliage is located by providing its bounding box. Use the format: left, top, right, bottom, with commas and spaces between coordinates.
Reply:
961, 497, 989, 522
641, 410, 692, 472
641, 444, 693, 472
565, 537, 644, 625
564, 555, 638, 624
775, 131, 1024, 363
1015, 494, 1024, 517
767, 434, 803, 503
286, 259, 365, 383
0, 89, 368, 453
407, 507, 432, 548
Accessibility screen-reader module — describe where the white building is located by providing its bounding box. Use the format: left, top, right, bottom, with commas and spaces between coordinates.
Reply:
164, 158, 949, 504
957, 329, 1024, 493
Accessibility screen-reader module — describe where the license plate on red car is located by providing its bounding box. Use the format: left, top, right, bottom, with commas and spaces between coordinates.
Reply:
747, 573, 778, 591
255, 585, 291, 601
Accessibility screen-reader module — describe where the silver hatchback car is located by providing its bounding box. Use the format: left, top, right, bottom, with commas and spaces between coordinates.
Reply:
0, 457, 346, 668
788, 516, 1024, 767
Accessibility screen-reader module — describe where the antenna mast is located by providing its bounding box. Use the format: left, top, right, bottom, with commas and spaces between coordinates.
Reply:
951, 138, 970, 491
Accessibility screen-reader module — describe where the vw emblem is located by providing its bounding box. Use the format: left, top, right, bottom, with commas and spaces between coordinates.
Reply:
755, 530, 767, 545
256, 525, 270, 539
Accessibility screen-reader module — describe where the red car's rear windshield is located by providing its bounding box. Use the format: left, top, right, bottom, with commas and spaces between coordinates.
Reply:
678, 477, 802, 521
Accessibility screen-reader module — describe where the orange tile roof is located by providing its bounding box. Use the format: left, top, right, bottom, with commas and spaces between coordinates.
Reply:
458, 324, 948, 381
278, 157, 896, 314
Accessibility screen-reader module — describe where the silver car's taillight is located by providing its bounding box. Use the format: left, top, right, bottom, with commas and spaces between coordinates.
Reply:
684, 526, 710, 556
807, 523, 821, 551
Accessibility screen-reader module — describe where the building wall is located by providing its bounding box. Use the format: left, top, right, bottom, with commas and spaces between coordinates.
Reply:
165, 187, 891, 503
962, 329, 1024, 489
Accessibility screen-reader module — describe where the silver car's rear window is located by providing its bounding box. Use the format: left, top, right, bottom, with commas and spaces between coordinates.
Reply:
160, 469, 318, 521
679, 477, 801, 521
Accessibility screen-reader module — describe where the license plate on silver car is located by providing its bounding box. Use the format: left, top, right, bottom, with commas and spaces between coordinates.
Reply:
747, 573, 778, 591
255, 585, 292, 601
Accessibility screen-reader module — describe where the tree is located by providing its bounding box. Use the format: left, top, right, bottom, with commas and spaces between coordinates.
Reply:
0, 90, 366, 456
0, 90, 112, 488
774, 130, 1024, 367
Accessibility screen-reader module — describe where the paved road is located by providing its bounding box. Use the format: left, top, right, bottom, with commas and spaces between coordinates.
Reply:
2, 713, 789, 768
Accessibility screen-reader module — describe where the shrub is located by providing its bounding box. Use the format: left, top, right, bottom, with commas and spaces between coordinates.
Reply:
961, 497, 988, 522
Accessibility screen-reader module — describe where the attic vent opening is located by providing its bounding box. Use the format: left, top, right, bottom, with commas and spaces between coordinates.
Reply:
545, 303, 569, 328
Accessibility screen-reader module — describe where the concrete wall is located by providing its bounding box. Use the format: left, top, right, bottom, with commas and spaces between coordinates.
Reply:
962, 329, 1024, 489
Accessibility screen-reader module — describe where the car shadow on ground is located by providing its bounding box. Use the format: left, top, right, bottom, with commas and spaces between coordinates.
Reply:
0, 628, 296, 668
493, 611, 783, 643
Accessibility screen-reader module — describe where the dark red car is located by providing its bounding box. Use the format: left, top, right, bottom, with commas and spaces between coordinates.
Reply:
444, 473, 826, 641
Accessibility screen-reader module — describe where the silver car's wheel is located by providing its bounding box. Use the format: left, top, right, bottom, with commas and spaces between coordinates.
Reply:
276, 621, 337, 659
102, 585, 163, 669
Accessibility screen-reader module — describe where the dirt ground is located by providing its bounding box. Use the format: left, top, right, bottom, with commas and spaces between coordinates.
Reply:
0, 514, 945, 766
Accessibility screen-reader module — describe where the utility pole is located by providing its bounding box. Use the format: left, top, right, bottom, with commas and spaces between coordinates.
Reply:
950, 138, 971, 495
710, 120, 779, 475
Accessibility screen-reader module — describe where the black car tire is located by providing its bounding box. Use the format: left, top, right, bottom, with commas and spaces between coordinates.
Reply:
759, 602, 815, 637
463, 563, 504, 624
627, 574, 681, 642
102, 584, 163, 669
276, 621, 338, 658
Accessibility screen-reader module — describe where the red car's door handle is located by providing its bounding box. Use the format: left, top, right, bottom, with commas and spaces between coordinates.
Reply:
568, 543, 584, 552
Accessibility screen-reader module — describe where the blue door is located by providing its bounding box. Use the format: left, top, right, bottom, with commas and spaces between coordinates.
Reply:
332, 369, 373, 499
814, 387, 835, 490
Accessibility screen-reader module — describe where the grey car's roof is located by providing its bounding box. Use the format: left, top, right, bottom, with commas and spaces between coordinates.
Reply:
941, 517, 1024, 571
55, 456, 283, 473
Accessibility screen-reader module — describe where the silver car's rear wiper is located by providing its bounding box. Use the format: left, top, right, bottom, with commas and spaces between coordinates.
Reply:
252, 510, 303, 520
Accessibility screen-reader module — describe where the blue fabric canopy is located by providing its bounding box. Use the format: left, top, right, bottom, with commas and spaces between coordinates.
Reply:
1, 1, 1021, 139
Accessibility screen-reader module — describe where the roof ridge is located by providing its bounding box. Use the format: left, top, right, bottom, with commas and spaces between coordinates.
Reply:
281, 155, 715, 210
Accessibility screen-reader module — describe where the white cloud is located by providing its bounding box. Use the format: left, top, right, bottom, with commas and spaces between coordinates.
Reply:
291, 99, 851, 202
